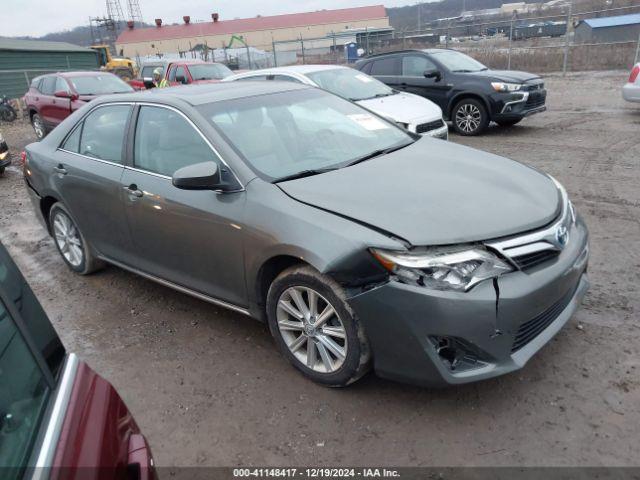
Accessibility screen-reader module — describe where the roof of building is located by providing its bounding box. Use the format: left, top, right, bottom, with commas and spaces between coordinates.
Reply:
0, 38, 93, 53
582, 13, 640, 29
116, 5, 387, 44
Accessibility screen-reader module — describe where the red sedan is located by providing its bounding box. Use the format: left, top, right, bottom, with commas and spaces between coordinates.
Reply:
0, 241, 155, 479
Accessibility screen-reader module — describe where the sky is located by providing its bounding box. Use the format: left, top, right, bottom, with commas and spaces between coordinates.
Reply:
4, 0, 419, 37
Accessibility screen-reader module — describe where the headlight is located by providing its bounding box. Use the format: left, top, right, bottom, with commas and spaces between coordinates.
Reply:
371, 246, 514, 292
491, 82, 523, 92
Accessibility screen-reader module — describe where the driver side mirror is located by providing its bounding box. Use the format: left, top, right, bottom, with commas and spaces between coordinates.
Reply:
143, 77, 155, 89
175, 75, 188, 85
172, 162, 221, 191
424, 69, 442, 81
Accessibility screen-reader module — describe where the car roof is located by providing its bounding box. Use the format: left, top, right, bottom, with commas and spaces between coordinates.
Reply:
100, 81, 312, 106
359, 48, 453, 61
256, 65, 349, 75
58, 71, 116, 78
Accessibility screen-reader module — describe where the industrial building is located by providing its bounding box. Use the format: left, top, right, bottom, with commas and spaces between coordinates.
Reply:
0, 38, 99, 98
574, 13, 640, 44
115, 5, 390, 57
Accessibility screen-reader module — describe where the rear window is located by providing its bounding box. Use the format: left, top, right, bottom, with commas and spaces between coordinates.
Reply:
66, 74, 133, 95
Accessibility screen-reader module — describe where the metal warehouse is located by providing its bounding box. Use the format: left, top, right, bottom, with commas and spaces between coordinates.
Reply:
115, 5, 390, 57
574, 13, 640, 44
0, 38, 98, 99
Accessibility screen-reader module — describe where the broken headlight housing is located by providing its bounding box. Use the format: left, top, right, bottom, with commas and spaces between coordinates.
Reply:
371, 245, 513, 292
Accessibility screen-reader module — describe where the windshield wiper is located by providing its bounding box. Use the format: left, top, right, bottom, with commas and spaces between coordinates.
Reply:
345, 141, 415, 168
359, 92, 394, 100
273, 168, 337, 183
452, 69, 474, 73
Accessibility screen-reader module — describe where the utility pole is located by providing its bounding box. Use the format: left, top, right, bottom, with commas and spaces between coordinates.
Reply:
562, 0, 573, 76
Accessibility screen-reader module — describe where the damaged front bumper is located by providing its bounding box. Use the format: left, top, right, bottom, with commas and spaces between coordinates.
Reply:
348, 217, 589, 387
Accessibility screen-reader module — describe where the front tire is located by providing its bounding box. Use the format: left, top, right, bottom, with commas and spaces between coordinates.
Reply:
452, 98, 489, 136
49, 203, 104, 275
266, 265, 371, 387
31, 113, 47, 140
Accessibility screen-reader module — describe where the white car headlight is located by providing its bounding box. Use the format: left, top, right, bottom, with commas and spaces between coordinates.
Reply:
371, 246, 513, 292
491, 82, 523, 92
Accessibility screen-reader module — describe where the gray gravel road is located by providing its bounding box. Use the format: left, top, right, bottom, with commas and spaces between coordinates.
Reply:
0, 70, 638, 467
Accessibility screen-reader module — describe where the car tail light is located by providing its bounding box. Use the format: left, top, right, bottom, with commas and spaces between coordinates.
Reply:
629, 65, 640, 83
20, 150, 26, 165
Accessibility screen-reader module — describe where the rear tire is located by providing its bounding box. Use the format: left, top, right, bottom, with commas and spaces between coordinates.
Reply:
0, 166, 5, 176
496, 119, 522, 127
49, 203, 104, 275
266, 265, 371, 387
452, 98, 489, 136
0, 107, 17, 122
31, 113, 47, 140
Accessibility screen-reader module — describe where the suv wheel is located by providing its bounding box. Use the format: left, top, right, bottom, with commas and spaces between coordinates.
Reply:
266, 265, 371, 387
452, 99, 489, 136
49, 203, 104, 274
31, 113, 47, 140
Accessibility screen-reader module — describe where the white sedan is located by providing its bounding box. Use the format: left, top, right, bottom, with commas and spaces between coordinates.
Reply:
224, 65, 449, 140
623, 63, 640, 103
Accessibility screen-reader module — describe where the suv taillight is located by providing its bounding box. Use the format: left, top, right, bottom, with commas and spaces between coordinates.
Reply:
629, 65, 640, 83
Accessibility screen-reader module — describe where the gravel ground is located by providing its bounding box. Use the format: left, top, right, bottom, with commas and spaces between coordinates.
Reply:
0, 70, 638, 468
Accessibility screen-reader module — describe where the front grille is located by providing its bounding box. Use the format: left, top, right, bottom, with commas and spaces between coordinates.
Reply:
525, 92, 546, 109
511, 249, 559, 270
511, 283, 577, 353
416, 119, 445, 134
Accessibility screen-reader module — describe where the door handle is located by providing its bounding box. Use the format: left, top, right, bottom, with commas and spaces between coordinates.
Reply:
124, 184, 144, 198
53, 164, 67, 175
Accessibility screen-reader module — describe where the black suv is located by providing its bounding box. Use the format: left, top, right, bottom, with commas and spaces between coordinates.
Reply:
355, 49, 547, 136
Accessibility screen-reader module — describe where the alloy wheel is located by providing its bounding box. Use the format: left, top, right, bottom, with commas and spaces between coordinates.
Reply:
52, 211, 84, 267
276, 286, 348, 373
32, 115, 45, 139
455, 103, 482, 134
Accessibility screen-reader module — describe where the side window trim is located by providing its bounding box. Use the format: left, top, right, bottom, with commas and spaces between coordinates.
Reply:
57, 102, 134, 167
128, 102, 244, 190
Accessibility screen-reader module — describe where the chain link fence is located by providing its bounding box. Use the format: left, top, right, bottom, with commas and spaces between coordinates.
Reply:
269, 4, 640, 74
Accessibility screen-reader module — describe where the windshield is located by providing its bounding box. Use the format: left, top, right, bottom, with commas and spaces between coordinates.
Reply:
199, 89, 413, 181
188, 64, 234, 81
430, 50, 487, 72
306, 68, 394, 101
67, 74, 133, 95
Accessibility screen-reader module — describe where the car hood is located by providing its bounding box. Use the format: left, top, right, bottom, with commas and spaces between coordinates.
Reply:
470, 69, 541, 83
278, 139, 560, 246
357, 92, 443, 124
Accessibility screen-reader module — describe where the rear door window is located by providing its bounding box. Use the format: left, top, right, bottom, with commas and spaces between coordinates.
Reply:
78, 105, 131, 163
370, 57, 399, 76
39, 77, 57, 96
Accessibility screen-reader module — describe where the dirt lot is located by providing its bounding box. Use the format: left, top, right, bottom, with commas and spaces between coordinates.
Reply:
0, 70, 638, 468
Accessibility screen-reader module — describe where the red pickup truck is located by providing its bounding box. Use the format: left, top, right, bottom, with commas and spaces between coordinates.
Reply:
130, 59, 234, 90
